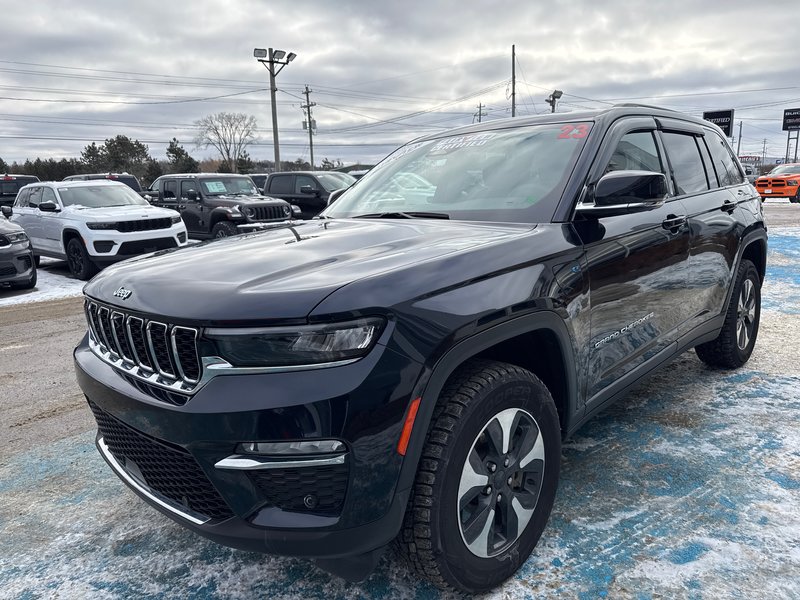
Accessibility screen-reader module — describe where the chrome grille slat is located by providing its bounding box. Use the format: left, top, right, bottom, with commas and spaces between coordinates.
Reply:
83, 301, 201, 394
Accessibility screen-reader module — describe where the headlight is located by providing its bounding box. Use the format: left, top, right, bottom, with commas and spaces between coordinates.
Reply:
171, 214, 182, 224
205, 317, 385, 367
5, 231, 28, 243
243, 207, 255, 218
86, 222, 117, 230
787, 179, 799, 186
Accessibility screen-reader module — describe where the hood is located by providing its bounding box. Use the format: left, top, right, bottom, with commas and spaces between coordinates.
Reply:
202, 194, 288, 208
68, 204, 178, 221
84, 218, 533, 324
0, 216, 24, 234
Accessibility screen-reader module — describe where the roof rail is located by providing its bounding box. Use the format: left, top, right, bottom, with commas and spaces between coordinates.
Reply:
613, 102, 677, 112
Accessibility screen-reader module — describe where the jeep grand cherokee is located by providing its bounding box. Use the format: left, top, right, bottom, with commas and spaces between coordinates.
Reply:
74, 105, 766, 593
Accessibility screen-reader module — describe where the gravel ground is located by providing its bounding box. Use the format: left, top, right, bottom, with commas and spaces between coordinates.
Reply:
0, 209, 798, 599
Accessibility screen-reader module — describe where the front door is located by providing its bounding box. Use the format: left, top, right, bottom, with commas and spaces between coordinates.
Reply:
578, 121, 692, 405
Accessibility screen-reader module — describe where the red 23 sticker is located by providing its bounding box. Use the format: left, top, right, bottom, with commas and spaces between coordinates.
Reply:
557, 124, 590, 139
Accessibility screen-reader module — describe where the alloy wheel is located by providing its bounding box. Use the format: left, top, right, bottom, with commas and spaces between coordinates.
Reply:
736, 278, 757, 350
457, 407, 545, 558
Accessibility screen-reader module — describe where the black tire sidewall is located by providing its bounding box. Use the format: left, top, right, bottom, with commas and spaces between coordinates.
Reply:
430, 373, 561, 592
67, 238, 93, 280
212, 221, 237, 237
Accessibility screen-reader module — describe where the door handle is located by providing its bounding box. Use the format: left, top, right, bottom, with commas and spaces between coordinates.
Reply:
721, 199, 736, 213
662, 214, 686, 231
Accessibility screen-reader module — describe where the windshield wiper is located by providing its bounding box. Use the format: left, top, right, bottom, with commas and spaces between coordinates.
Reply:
352, 211, 450, 220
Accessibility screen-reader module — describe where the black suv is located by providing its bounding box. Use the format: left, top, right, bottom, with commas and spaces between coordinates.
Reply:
63, 173, 143, 192
1, 174, 39, 208
75, 105, 766, 593
144, 173, 295, 239
263, 171, 356, 219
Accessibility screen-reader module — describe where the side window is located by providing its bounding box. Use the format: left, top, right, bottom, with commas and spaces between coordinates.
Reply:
15, 188, 31, 207
295, 175, 318, 193
180, 180, 197, 198
704, 133, 744, 187
268, 175, 293, 194
164, 180, 177, 199
28, 187, 43, 208
661, 132, 709, 195
41, 187, 58, 205
605, 131, 663, 173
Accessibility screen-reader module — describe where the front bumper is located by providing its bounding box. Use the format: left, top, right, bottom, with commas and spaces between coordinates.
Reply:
0, 242, 34, 284
86, 224, 188, 261
73, 333, 420, 559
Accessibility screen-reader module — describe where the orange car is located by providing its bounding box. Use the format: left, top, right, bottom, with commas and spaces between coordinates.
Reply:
754, 163, 800, 202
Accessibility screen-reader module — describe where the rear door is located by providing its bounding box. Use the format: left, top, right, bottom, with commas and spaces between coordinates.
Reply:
579, 118, 692, 405
266, 174, 294, 201
179, 179, 202, 233
294, 174, 327, 218
665, 123, 747, 333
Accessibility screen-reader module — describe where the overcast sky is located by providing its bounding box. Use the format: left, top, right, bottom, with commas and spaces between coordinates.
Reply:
1, 0, 798, 168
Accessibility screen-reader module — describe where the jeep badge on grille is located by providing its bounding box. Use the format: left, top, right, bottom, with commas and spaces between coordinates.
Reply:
113, 287, 132, 300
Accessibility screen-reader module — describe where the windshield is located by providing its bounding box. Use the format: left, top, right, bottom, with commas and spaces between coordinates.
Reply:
768, 164, 800, 176
58, 185, 149, 208
323, 123, 592, 223
318, 172, 356, 191
199, 177, 258, 196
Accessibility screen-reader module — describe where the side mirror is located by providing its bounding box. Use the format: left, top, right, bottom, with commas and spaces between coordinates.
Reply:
300, 185, 319, 196
327, 188, 346, 206
186, 190, 199, 201
38, 201, 60, 213
577, 171, 667, 218
1, 206, 12, 218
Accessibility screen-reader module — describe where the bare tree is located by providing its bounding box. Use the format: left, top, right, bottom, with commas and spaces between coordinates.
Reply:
193, 112, 258, 173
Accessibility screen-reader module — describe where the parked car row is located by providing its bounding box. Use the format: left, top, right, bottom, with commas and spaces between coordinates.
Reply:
1, 170, 358, 288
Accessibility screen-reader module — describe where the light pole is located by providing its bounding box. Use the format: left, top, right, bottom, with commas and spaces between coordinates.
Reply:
545, 89, 563, 113
254, 48, 296, 171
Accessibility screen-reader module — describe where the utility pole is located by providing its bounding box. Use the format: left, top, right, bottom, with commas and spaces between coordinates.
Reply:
301, 85, 316, 170
737, 121, 743, 156
253, 47, 296, 172
511, 44, 516, 117
762, 138, 767, 167
474, 102, 487, 123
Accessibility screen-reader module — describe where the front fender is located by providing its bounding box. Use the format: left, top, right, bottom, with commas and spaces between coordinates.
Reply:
394, 310, 579, 494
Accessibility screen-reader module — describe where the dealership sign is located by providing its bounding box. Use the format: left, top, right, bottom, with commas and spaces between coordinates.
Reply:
782, 108, 800, 131
703, 110, 734, 136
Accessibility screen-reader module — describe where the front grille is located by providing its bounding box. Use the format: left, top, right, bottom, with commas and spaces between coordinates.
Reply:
116, 218, 173, 232
757, 179, 787, 188
117, 238, 177, 256
88, 401, 233, 521
249, 462, 349, 515
85, 300, 201, 391
250, 205, 289, 222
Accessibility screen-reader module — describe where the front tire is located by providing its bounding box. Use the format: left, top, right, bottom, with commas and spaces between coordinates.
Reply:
211, 221, 238, 238
396, 359, 561, 593
695, 259, 761, 368
66, 238, 97, 281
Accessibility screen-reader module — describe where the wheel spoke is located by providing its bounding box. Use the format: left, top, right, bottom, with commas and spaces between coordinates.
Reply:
458, 449, 489, 507
464, 505, 495, 556
518, 430, 545, 470
511, 496, 535, 537
495, 409, 517, 454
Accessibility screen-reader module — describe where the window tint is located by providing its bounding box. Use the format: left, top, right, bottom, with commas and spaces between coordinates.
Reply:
41, 187, 58, 205
704, 133, 744, 187
268, 175, 293, 194
15, 188, 31, 207
605, 131, 662, 173
180, 180, 197, 198
661, 133, 709, 195
164, 180, 177, 199
295, 175, 318, 193
28, 187, 43, 208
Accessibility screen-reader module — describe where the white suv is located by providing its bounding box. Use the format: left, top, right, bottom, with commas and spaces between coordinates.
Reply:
8, 180, 187, 280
